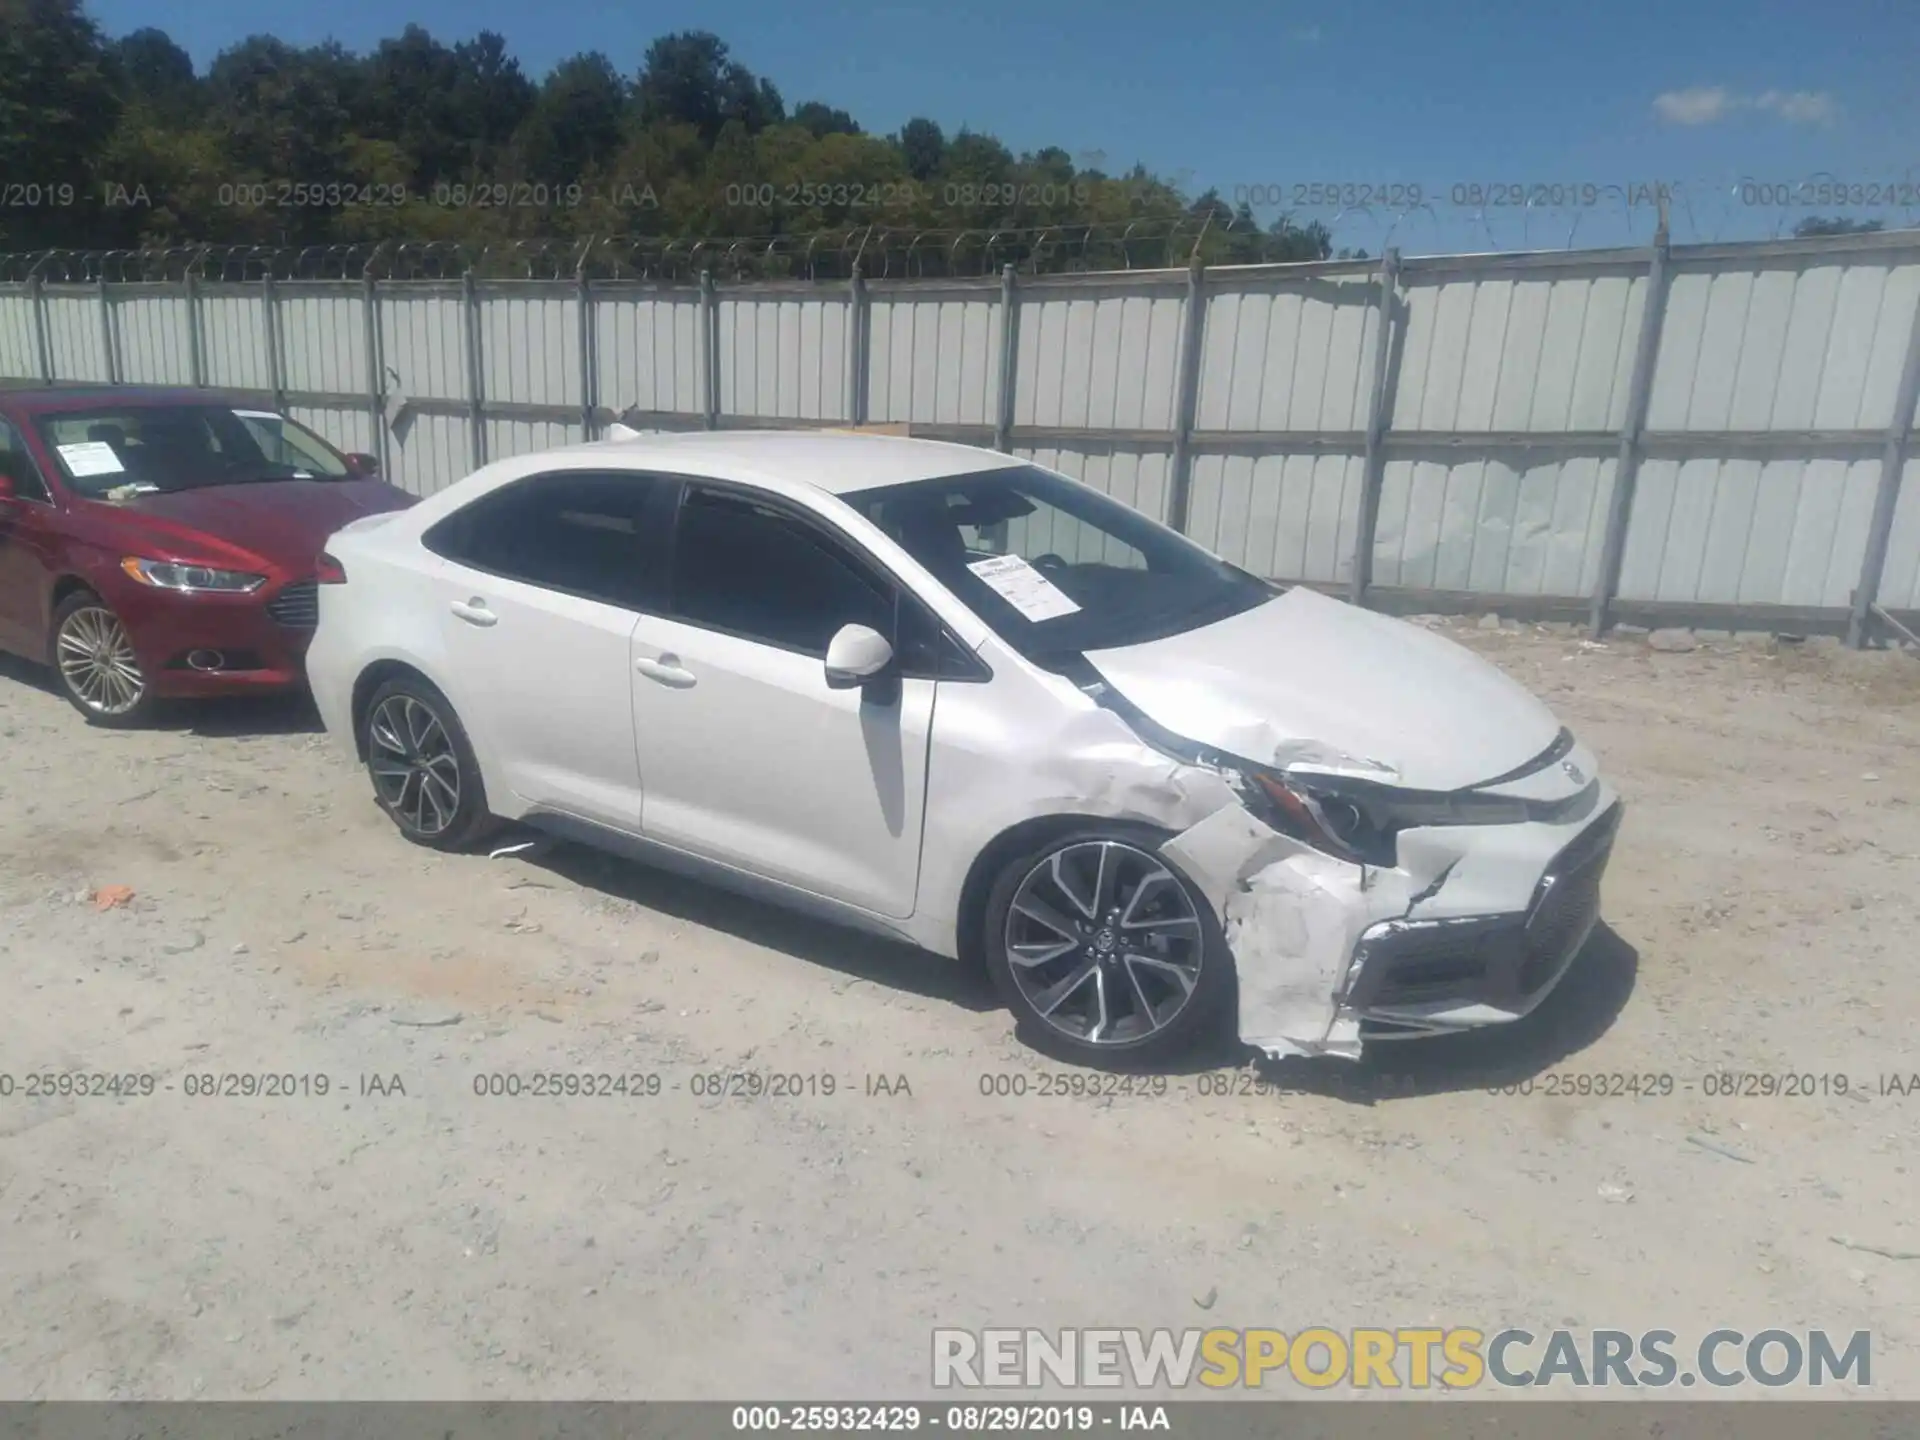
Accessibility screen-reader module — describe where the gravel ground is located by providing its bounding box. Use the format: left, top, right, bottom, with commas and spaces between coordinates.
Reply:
0, 621, 1916, 1401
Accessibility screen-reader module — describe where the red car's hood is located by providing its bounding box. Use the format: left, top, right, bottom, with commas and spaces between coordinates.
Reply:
115, 479, 414, 566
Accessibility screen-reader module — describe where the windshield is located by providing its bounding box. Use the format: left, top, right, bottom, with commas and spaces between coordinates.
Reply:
34, 405, 351, 498
847, 464, 1275, 659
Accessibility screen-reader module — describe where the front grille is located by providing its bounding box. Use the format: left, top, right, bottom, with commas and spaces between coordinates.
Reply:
266, 579, 319, 628
1519, 804, 1620, 991
1526, 865, 1604, 962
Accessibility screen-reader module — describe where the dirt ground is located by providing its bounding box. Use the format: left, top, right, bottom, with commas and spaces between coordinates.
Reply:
1, 619, 1917, 1401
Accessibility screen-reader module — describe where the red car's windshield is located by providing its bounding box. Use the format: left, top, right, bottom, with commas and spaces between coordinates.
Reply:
32, 405, 352, 499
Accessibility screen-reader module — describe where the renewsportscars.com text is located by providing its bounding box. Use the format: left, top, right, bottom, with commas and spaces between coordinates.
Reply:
931, 1327, 1872, 1390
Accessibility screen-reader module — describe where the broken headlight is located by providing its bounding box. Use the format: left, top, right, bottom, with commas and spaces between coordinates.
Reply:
1084, 671, 1554, 868
1242, 771, 1534, 867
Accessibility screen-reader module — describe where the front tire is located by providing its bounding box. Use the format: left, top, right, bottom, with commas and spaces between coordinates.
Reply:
982, 824, 1234, 1067
361, 675, 495, 850
50, 591, 159, 727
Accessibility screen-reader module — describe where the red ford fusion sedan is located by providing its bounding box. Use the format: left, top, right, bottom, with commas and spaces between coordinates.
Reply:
0, 386, 415, 725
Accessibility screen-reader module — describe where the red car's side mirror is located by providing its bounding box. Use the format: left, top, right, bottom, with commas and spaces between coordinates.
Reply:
0, 474, 17, 502
343, 452, 380, 477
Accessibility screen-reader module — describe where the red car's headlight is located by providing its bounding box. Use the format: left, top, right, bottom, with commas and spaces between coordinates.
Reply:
120, 557, 268, 594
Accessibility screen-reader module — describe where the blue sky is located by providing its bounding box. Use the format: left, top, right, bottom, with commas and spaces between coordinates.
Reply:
87, 0, 1919, 254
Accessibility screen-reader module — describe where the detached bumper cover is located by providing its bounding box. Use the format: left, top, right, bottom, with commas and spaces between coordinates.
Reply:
1162, 771, 1623, 1061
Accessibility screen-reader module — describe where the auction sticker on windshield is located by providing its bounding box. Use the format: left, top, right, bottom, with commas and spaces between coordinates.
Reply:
967, 553, 1081, 621
55, 441, 126, 477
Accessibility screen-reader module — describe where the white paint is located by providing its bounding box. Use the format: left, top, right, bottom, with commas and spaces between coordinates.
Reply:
1085, 585, 1563, 791
304, 432, 1619, 1061
965, 553, 1082, 620
55, 441, 125, 477
823, 623, 895, 681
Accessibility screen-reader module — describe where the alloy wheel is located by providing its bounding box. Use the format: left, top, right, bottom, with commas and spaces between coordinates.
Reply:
367, 694, 462, 837
55, 606, 146, 716
1003, 840, 1205, 1046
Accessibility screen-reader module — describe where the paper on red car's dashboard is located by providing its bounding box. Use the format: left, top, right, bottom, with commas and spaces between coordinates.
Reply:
966, 553, 1081, 622
56, 441, 125, 477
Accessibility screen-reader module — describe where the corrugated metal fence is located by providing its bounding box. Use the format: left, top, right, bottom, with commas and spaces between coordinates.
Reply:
6, 228, 1920, 642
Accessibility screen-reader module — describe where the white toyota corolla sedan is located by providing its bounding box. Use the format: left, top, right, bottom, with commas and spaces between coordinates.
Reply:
306, 430, 1622, 1067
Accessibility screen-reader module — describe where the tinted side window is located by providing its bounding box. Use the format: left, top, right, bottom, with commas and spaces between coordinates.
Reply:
428, 472, 663, 610
0, 420, 50, 501
671, 487, 893, 657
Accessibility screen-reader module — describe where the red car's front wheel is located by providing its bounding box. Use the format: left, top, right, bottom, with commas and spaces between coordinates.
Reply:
51, 591, 158, 727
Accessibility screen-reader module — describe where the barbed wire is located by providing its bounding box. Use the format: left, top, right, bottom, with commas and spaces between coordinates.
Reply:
3, 173, 1917, 284
0, 218, 1318, 284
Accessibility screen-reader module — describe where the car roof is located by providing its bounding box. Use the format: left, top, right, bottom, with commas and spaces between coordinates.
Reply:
524, 429, 1029, 498
0, 384, 263, 415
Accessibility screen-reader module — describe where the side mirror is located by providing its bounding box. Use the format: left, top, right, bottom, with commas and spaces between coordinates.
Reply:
0, 475, 15, 502
824, 623, 895, 690
343, 452, 380, 476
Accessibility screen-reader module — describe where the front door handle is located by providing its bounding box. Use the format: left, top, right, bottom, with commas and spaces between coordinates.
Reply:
449, 598, 497, 627
634, 654, 697, 688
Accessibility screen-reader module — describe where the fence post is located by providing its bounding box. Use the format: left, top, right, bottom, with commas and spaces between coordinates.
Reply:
847, 263, 868, 425
462, 268, 487, 466
27, 269, 53, 382
362, 266, 386, 476
185, 265, 205, 387
262, 273, 285, 413
1589, 231, 1671, 638
1846, 288, 1920, 647
699, 269, 720, 429
577, 245, 597, 441
1165, 253, 1207, 534
97, 274, 118, 384
1349, 247, 1402, 606
994, 264, 1019, 455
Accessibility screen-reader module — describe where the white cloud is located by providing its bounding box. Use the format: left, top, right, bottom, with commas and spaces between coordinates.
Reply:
1755, 89, 1835, 123
1653, 84, 1836, 126
1654, 86, 1734, 125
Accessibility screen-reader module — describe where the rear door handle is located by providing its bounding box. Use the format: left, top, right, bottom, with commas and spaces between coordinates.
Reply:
634, 654, 697, 688
449, 598, 497, 627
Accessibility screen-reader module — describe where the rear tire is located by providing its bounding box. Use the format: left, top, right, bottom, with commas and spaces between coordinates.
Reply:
982, 823, 1234, 1068
50, 591, 160, 728
361, 675, 496, 851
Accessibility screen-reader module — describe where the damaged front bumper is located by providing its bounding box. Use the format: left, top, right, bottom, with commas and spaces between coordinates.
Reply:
1161, 747, 1623, 1062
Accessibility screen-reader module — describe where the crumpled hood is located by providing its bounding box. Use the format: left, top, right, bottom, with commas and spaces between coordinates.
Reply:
1083, 587, 1563, 792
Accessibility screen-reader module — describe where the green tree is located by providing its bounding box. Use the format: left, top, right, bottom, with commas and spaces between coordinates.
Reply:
511, 52, 630, 184
0, 0, 122, 247
109, 26, 199, 124
792, 101, 860, 139
896, 118, 945, 181
2, 11, 1373, 266
206, 37, 356, 182
448, 31, 535, 176
636, 32, 783, 143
